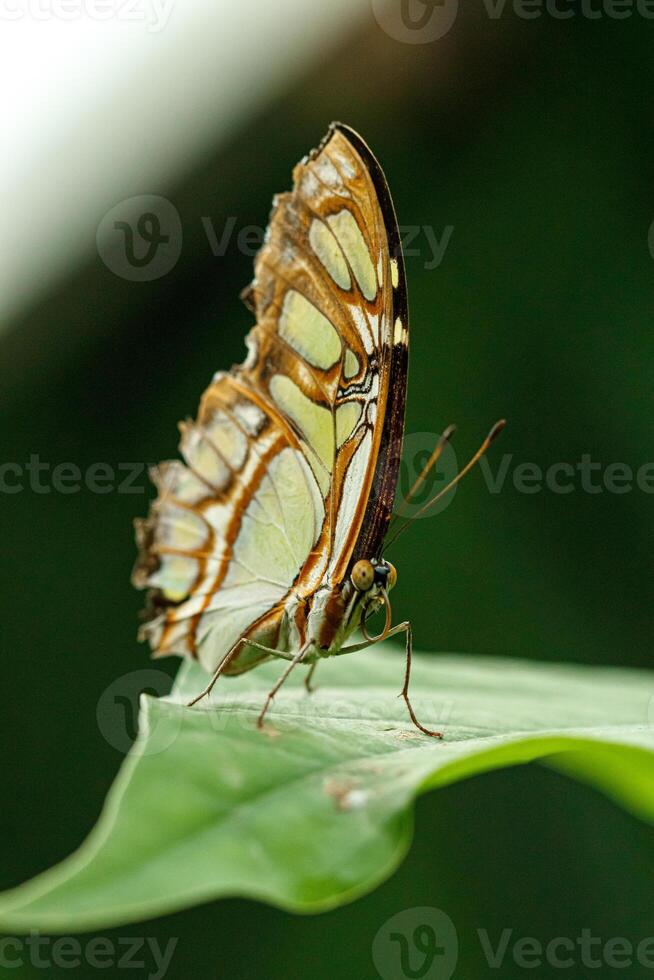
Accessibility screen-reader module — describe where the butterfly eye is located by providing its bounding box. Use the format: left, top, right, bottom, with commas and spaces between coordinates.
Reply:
351, 559, 375, 591
386, 562, 398, 591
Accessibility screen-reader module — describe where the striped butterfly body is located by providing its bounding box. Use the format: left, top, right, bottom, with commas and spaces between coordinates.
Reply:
133, 124, 451, 735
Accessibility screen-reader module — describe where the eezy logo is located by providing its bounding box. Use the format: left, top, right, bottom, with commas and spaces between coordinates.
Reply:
373, 907, 459, 980
372, 0, 459, 43
97, 195, 182, 281
395, 431, 459, 518
96, 669, 180, 755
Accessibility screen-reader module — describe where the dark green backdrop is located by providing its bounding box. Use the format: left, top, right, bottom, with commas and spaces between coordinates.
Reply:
2, 10, 653, 979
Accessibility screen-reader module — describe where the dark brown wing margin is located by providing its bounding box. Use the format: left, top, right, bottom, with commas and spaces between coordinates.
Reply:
327, 123, 409, 565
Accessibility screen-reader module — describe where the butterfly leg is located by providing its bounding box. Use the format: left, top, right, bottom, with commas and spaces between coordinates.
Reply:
257, 645, 310, 729
304, 662, 318, 693
186, 637, 295, 708
334, 623, 443, 738
393, 621, 443, 739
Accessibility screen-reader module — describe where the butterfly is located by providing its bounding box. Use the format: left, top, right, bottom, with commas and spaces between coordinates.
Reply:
132, 123, 504, 736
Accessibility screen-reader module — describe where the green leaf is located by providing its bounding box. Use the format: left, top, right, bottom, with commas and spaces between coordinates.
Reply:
2, 649, 654, 932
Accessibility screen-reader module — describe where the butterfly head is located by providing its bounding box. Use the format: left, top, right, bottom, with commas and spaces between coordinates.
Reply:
351, 558, 397, 595
348, 558, 397, 643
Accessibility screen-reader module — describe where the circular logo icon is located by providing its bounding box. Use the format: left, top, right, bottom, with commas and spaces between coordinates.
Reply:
96, 669, 179, 755
393, 430, 459, 518
96, 194, 182, 281
371, 0, 459, 44
372, 907, 458, 980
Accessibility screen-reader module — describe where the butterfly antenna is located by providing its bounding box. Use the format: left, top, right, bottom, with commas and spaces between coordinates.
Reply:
388, 423, 457, 532
385, 419, 506, 550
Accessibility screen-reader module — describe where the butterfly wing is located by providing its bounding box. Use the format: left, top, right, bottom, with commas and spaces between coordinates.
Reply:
133, 123, 408, 672
133, 378, 326, 672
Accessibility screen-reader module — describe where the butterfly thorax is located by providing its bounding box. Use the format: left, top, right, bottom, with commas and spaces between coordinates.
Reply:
281, 574, 385, 661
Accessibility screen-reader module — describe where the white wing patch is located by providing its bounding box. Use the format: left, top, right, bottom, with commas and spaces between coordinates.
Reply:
327, 429, 373, 577
179, 424, 230, 490
148, 554, 199, 603
205, 413, 248, 470
155, 504, 209, 552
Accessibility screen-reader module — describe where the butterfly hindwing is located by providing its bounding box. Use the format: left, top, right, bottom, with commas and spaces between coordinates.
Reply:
133, 379, 324, 672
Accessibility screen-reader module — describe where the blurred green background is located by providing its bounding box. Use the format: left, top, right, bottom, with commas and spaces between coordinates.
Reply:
1, 5, 654, 978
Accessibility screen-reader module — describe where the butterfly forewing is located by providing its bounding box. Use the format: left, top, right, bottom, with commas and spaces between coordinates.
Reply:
133, 123, 408, 672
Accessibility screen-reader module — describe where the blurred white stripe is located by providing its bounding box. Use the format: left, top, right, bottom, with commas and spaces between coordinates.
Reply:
0, 0, 371, 328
